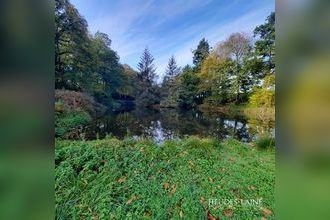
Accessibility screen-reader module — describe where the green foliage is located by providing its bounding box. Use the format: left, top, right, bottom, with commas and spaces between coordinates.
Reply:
55, 0, 90, 90
55, 102, 91, 139
55, 89, 105, 117
160, 56, 181, 107
256, 135, 275, 149
55, 137, 275, 219
55, 1, 275, 111
55, 0, 127, 107
249, 75, 275, 107
249, 89, 275, 108
198, 55, 233, 105
177, 65, 200, 109
193, 38, 210, 69
137, 47, 156, 84
254, 12, 275, 71
136, 48, 160, 107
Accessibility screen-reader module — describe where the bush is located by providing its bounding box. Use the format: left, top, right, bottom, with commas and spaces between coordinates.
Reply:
55, 90, 105, 117
256, 135, 275, 149
249, 75, 275, 108
55, 103, 91, 139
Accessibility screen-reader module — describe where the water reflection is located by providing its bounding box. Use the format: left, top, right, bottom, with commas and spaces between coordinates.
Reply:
83, 108, 274, 143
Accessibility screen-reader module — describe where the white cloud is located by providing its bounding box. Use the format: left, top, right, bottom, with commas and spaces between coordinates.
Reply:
71, 0, 273, 79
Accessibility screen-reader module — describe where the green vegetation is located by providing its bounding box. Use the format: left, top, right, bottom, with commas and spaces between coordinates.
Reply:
55, 0, 275, 112
256, 135, 276, 150
55, 90, 106, 139
55, 1, 275, 218
55, 102, 91, 139
55, 137, 274, 219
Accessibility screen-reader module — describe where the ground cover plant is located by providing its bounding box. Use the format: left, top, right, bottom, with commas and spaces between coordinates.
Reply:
55, 137, 274, 219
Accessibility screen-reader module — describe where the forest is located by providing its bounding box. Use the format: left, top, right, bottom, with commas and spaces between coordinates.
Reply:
55, 0, 275, 219
55, 0, 275, 113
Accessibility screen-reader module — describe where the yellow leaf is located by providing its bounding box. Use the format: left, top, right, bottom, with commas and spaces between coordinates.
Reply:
223, 208, 233, 218
207, 210, 218, 220
261, 207, 273, 216
169, 185, 177, 195
179, 210, 184, 218
126, 195, 138, 205
163, 182, 170, 189
117, 176, 126, 183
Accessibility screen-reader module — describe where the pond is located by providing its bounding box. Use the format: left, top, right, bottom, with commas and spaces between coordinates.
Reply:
83, 108, 274, 143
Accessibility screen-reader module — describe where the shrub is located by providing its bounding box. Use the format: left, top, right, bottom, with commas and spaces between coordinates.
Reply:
55, 105, 91, 139
249, 75, 275, 108
256, 135, 275, 149
55, 90, 105, 117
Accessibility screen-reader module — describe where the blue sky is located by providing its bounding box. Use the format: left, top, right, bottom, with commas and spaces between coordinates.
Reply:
71, 0, 274, 81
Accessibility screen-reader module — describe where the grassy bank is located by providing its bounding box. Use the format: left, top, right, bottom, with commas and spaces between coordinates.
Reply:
55, 137, 274, 219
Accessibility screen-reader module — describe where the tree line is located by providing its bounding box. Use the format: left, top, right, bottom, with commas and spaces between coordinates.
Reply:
55, 0, 274, 109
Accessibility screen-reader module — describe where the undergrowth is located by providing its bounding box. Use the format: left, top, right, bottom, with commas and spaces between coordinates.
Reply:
55, 137, 275, 219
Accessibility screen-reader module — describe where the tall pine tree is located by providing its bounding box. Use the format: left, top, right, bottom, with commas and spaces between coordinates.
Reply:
160, 56, 180, 107
193, 38, 210, 69
254, 12, 275, 71
137, 48, 156, 85
163, 56, 180, 82
136, 48, 159, 107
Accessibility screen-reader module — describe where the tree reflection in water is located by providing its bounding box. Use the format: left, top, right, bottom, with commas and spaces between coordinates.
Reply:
83, 108, 274, 143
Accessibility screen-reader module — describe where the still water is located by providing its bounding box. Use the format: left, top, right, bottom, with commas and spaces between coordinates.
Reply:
83, 108, 274, 143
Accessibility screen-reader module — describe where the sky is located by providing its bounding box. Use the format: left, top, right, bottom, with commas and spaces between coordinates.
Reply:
70, 0, 274, 81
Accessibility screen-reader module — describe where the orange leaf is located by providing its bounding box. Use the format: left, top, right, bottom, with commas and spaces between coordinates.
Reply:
223, 208, 233, 218
126, 195, 138, 205
261, 207, 273, 216
207, 210, 218, 220
163, 182, 169, 189
169, 185, 177, 195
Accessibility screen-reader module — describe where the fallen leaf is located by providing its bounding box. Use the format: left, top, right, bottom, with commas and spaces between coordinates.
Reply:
208, 177, 214, 183
223, 208, 233, 218
248, 186, 256, 191
163, 182, 170, 189
144, 211, 152, 217
229, 157, 235, 161
207, 210, 218, 220
261, 217, 267, 220
216, 185, 221, 189
200, 197, 206, 204
261, 207, 273, 216
126, 195, 138, 205
179, 210, 184, 218
169, 185, 177, 195
117, 176, 126, 183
